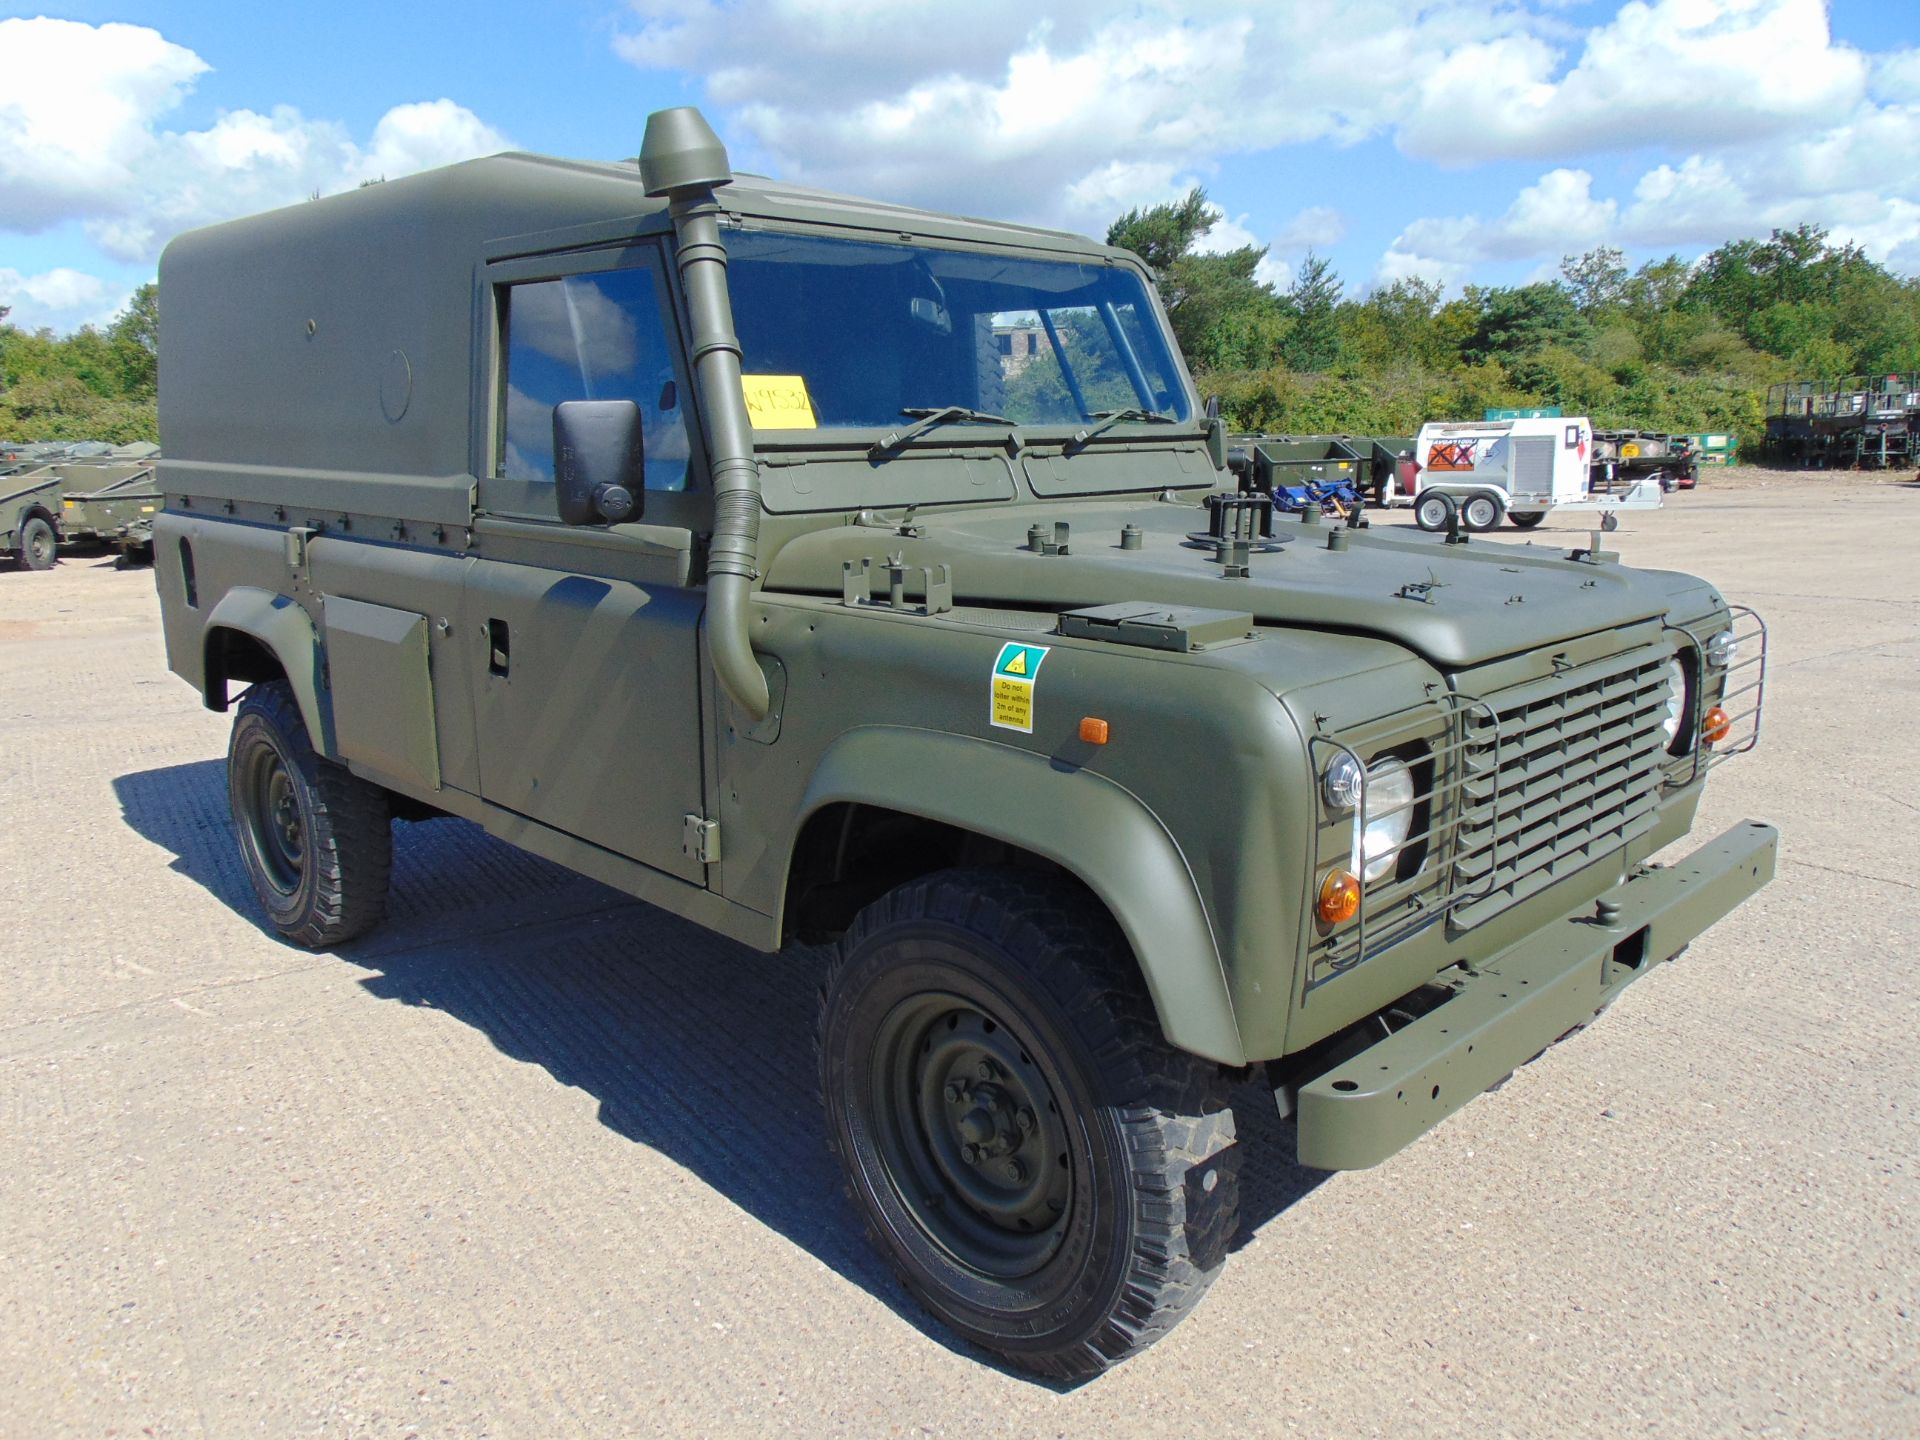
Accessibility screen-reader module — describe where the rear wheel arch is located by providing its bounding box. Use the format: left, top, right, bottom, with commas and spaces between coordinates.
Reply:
200, 588, 333, 754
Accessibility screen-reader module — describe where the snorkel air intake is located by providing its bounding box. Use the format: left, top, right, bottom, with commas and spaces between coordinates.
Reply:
640, 106, 771, 720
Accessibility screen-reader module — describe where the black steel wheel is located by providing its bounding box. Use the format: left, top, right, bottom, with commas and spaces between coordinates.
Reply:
819, 869, 1239, 1381
18, 515, 57, 570
1461, 492, 1503, 531
1508, 510, 1547, 529
228, 679, 391, 947
1414, 491, 1455, 532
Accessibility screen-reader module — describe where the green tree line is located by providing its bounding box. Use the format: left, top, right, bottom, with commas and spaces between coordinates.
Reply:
0, 283, 159, 444
1108, 194, 1920, 454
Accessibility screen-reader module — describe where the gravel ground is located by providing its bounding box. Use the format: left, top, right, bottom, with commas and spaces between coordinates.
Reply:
1, 469, 1915, 1438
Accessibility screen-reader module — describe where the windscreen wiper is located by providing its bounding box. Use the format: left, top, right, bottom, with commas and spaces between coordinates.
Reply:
869, 406, 1016, 460
1065, 407, 1178, 452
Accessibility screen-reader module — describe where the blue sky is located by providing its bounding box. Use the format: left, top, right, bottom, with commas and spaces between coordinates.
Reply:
4, 2, 1917, 333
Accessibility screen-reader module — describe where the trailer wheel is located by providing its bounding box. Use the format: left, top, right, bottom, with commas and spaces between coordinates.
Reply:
1461, 492, 1503, 532
1414, 492, 1456, 532
17, 515, 57, 570
1508, 511, 1546, 529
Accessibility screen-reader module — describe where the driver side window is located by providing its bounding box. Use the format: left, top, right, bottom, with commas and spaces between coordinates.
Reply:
497, 262, 691, 497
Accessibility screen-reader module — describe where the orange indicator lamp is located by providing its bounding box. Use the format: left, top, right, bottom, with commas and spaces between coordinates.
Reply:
1317, 869, 1361, 925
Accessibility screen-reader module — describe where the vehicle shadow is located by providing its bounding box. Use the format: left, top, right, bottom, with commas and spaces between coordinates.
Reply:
113, 758, 1331, 1386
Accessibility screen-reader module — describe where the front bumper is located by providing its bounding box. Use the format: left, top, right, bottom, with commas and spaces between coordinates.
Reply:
1293, 819, 1777, 1170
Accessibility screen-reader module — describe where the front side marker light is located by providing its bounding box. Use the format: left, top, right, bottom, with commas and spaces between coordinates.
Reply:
1323, 752, 1364, 809
1317, 869, 1361, 925
1705, 630, 1738, 668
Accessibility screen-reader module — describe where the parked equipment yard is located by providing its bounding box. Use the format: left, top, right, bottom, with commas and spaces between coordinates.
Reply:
0, 467, 1913, 1437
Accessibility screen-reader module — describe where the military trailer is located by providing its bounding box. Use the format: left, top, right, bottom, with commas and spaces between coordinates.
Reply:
152, 108, 1776, 1379
1591, 430, 1699, 492
57, 447, 163, 561
1228, 433, 1415, 510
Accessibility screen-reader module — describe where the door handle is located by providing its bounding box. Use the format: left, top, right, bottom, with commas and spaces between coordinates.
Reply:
487, 618, 510, 676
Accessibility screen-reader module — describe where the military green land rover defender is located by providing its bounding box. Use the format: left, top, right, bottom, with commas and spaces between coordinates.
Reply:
153, 108, 1775, 1379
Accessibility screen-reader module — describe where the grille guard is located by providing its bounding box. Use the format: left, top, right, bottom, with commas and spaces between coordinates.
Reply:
1308, 612, 1768, 987
1664, 604, 1769, 788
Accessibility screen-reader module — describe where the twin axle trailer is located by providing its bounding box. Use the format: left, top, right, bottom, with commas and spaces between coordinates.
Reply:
1402, 416, 1663, 531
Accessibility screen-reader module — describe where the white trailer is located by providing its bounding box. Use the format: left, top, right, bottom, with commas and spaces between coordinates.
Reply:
1407, 416, 1663, 531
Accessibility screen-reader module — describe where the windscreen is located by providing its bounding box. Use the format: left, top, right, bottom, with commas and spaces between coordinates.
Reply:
723, 229, 1191, 429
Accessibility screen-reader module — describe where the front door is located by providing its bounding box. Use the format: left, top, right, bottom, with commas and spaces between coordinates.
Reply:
465, 244, 710, 882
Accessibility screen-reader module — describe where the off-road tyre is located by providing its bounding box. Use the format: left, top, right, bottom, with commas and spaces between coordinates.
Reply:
1508, 510, 1546, 529
819, 868, 1239, 1381
1414, 491, 1456, 532
1461, 492, 1503, 532
228, 679, 391, 948
18, 515, 57, 570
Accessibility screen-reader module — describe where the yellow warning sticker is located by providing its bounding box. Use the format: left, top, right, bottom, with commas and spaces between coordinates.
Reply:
740, 373, 818, 429
990, 642, 1049, 733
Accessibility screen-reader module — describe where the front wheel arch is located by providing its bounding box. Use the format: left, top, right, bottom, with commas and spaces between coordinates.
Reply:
784, 728, 1245, 1065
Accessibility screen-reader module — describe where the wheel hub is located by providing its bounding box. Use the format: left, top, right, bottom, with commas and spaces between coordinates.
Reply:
874, 995, 1074, 1277
244, 749, 306, 895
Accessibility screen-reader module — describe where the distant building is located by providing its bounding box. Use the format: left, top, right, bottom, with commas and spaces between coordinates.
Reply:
993, 324, 1046, 378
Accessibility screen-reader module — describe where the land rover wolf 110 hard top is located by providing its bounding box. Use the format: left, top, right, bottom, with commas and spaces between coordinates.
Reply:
153, 107, 1775, 1380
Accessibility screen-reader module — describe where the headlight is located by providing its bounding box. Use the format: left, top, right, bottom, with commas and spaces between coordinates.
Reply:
1705, 630, 1737, 669
1661, 656, 1689, 751
1357, 758, 1416, 884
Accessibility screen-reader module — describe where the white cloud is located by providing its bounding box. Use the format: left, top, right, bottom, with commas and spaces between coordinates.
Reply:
1063, 158, 1193, 223
1375, 60, 1920, 287
1272, 206, 1347, 253
614, 1, 1879, 226
1380, 168, 1617, 286
0, 18, 207, 233
0, 267, 126, 333
1870, 47, 1920, 103
510, 278, 641, 377
1254, 254, 1293, 292
1371, 246, 1470, 295
1192, 208, 1260, 256
1398, 0, 1868, 166
612, 0, 1915, 287
613, 0, 1507, 229
0, 18, 510, 268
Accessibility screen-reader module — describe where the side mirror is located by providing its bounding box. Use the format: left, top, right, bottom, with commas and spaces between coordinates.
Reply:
1206, 412, 1228, 473
553, 399, 643, 525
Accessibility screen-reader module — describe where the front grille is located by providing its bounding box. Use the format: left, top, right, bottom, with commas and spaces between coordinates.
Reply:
1450, 647, 1670, 928
1308, 623, 1765, 990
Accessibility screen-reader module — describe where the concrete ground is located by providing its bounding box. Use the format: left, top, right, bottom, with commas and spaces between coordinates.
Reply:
1, 470, 1914, 1438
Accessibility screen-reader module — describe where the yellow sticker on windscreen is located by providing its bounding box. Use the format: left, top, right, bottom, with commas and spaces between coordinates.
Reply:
740, 374, 817, 429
